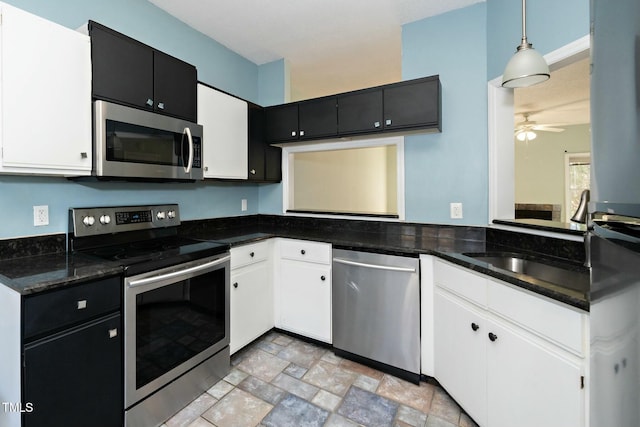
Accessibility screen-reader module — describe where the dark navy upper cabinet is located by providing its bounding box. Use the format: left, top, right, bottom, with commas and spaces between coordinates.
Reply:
298, 96, 338, 140
337, 88, 384, 135
89, 21, 197, 122
383, 76, 441, 132
268, 75, 441, 143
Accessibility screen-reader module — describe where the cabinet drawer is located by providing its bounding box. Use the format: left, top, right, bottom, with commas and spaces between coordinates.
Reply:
23, 276, 121, 340
279, 239, 331, 265
231, 241, 269, 269
434, 260, 487, 307
487, 280, 585, 355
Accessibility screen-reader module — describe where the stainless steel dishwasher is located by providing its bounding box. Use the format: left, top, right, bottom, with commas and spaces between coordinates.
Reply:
332, 249, 420, 383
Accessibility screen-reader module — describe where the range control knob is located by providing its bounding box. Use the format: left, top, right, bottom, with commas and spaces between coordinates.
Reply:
156, 211, 166, 220
99, 215, 111, 225
82, 215, 96, 226
167, 210, 176, 219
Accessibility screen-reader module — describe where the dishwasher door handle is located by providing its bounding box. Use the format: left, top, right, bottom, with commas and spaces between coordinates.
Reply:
333, 257, 417, 273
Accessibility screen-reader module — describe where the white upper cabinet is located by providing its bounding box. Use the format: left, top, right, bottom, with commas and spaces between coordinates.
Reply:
197, 84, 248, 179
0, 3, 92, 175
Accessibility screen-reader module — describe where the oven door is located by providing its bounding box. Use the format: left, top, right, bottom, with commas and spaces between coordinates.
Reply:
124, 253, 229, 408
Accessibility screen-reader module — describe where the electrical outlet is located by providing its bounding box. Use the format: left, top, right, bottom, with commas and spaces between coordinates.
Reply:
33, 205, 49, 226
241, 199, 248, 212
450, 202, 463, 219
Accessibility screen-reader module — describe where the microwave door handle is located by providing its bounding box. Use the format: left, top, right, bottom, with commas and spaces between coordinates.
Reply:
183, 127, 194, 173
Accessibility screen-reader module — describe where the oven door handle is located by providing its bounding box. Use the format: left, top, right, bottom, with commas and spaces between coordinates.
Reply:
128, 255, 230, 288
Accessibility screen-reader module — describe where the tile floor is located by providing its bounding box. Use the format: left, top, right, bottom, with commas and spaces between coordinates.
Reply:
162, 332, 478, 427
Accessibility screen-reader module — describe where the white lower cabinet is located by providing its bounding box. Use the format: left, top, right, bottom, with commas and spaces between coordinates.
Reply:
275, 239, 332, 343
230, 241, 273, 354
434, 259, 587, 427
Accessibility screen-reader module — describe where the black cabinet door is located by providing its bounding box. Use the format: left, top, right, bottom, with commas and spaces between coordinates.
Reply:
298, 96, 337, 140
248, 103, 281, 182
337, 89, 383, 135
90, 21, 153, 111
248, 103, 266, 181
23, 313, 122, 427
383, 77, 441, 131
153, 50, 197, 121
265, 104, 299, 142
264, 145, 282, 182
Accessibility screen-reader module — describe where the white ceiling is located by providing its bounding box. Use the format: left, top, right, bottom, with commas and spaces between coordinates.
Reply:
148, 0, 483, 100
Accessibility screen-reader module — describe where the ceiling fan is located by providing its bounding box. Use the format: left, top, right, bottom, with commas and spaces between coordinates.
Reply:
514, 113, 565, 141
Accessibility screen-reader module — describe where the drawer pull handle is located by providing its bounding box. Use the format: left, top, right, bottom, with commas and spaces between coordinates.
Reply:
301, 249, 306, 255
250, 252, 255, 258
471, 323, 479, 331
77, 300, 87, 310
108, 328, 118, 339
233, 282, 238, 289
321, 275, 326, 281
488, 332, 498, 342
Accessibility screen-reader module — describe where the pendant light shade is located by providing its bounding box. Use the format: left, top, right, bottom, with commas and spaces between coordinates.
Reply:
502, 0, 549, 88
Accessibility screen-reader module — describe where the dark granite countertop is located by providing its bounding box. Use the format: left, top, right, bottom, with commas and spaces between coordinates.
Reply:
493, 218, 587, 236
0, 252, 122, 296
189, 229, 589, 311
0, 215, 589, 311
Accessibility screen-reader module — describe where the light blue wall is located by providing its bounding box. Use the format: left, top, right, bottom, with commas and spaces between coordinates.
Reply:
0, 0, 272, 239
259, 59, 288, 107
402, 3, 488, 225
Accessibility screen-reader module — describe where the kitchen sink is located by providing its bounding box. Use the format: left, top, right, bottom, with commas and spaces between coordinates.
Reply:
463, 253, 590, 293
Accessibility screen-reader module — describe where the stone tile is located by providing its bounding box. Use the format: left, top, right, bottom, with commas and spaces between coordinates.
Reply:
428, 388, 461, 425
237, 348, 291, 382
338, 386, 399, 427
377, 375, 435, 413
394, 421, 414, 427
262, 394, 330, 427
272, 372, 320, 400
283, 363, 307, 379
223, 368, 249, 386
321, 351, 343, 365
276, 339, 326, 368
206, 380, 234, 400
202, 388, 272, 427
272, 334, 293, 346
324, 413, 361, 427
353, 374, 380, 392
303, 360, 359, 396
256, 340, 286, 355
187, 418, 215, 427
397, 404, 428, 427
311, 389, 343, 412
459, 412, 479, 427
165, 393, 217, 427
238, 375, 286, 405
339, 358, 385, 380
425, 415, 457, 427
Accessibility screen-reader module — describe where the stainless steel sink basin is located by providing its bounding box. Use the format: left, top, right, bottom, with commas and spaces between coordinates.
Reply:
463, 253, 589, 293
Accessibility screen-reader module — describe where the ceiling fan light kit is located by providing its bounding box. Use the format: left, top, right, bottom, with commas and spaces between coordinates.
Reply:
502, 0, 550, 88
516, 130, 537, 141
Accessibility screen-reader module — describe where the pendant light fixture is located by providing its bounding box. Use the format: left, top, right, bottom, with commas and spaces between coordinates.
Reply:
502, 0, 550, 88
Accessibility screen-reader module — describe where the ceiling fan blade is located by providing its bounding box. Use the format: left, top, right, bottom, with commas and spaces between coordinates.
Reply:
532, 125, 565, 132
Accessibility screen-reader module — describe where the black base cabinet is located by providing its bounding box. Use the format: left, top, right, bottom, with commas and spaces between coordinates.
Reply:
21, 276, 123, 427
23, 313, 122, 427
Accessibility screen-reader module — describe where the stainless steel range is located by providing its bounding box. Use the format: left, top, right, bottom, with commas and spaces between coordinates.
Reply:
69, 204, 230, 427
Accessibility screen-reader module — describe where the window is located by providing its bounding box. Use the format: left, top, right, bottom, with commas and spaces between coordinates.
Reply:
282, 137, 404, 219
565, 152, 591, 222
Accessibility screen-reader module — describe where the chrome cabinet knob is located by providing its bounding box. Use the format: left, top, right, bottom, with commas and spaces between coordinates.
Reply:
291, 131, 297, 137
374, 121, 381, 128
300, 130, 305, 137
80, 152, 88, 159
146, 98, 154, 107
385, 119, 392, 126
251, 169, 256, 175
320, 275, 326, 281
233, 282, 238, 288
157, 102, 165, 110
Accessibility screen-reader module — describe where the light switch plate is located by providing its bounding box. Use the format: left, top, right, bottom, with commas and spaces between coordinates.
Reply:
450, 202, 463, 219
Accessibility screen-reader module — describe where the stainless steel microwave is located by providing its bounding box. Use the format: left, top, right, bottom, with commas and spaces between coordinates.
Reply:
93, 100, 203, 181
